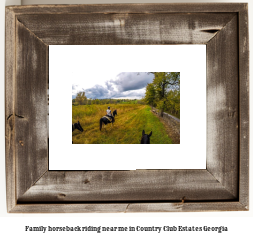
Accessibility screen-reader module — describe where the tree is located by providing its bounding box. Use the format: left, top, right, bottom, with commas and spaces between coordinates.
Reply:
144, 83, 156, 107
165, 90, 180, 117
144, 72, 180, 117
94, 99, 100, 105
152, 72, 180, 117
76, 91, 87, 105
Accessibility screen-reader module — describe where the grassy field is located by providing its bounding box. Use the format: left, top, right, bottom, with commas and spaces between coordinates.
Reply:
72, 104, 173, 144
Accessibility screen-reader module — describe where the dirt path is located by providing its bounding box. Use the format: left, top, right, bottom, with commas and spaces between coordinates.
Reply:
151, 111, 180, 144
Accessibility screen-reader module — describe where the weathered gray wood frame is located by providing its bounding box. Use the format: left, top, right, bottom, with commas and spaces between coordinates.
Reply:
5, 4, 249, 213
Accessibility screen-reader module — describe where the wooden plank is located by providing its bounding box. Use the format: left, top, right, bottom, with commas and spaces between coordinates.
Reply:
206, 16, 239, 198
11, 203, 130, 213
7, 3, 246, 15
16, 13, 236, 45
15, 20, 48, 200
5, 7, 16, 212
18, 170, 236, 202
126, 202, 248, 212
238, 4, 249, 208
10, 202, 247, 213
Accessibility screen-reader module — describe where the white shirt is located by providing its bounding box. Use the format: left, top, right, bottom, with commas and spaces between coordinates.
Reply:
106, 109, 111, 116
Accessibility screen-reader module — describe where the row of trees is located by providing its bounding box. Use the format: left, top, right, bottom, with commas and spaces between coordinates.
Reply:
73, 92, 144, 105
144, 72, 180, 118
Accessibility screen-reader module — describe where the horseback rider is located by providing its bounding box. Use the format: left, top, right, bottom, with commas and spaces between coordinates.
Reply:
106, 106, 113, 121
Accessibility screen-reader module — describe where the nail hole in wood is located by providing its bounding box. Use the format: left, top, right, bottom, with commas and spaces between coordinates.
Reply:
57, 193, 66, 199
182, 196, 186, 203
84, 179, 90, 184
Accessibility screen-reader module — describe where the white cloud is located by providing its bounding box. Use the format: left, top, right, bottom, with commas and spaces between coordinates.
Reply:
72, 72, 153, 99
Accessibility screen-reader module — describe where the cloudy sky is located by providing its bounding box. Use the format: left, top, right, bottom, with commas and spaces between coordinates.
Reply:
72, 72, 154, 99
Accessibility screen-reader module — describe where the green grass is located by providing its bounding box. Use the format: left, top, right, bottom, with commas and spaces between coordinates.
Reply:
72, 104, 172, 144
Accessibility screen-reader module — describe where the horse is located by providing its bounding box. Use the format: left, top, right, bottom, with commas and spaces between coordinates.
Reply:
72, 121, 84, 132
141, 130, 152, 144
100, 115, 115, 131
112, 109, 117, 117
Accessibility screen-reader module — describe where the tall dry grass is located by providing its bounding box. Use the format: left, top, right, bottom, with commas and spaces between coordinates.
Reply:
72, 104, 172, 144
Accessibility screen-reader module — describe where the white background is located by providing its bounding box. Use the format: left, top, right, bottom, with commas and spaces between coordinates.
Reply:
0, 0, 252, 237
50, 45, 206, 170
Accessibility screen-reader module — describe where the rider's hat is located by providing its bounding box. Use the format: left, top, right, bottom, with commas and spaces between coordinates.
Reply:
108, 106, 110, 109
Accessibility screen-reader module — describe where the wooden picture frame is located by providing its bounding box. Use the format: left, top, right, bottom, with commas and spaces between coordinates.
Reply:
5, 3, 249, 213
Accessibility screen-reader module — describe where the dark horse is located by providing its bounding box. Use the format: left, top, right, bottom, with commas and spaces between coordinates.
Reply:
112, 109, 117, 117
141, 130, 152, 144
100, 116, 115, 131
72, 121, 84, 132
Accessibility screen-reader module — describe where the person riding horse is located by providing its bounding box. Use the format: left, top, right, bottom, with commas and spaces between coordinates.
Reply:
100, 106, 116, 131
106, 106, 114, 121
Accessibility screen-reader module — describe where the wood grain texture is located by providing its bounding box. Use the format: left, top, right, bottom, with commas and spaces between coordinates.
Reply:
10, 202, 247, 213
126, 202, 248, 213
5, 3, 249, 213
7, 3, 246, 15
206, 16, 239, 198
16, 13, 236, 45
5, 7, 16, 212
238, 4, 249, 209
15, 20, 48, 200
18, 170, 236, 202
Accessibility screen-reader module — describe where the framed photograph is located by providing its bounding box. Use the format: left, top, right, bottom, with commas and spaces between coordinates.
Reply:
50, 45, 206, 170
5, 3, 249, 213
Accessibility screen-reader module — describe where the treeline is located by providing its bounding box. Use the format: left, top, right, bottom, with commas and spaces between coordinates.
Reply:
72, 92, 145, 106
144, 72, 180, 118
